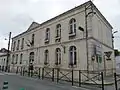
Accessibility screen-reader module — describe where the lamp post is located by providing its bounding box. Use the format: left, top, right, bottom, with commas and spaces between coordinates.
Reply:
5, 32, 11, 72
112, 31, 118, 48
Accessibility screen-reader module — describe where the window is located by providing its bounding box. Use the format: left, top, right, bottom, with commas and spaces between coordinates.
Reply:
69, 46, 77, 66
13, 41, 16, 51
45, 28, 50, 43
31, 34, 34, 46
12, 55, 15, 64
44, 50, 49, 65
15, 54, 18, 64
17, 40, 20, 50
29, 52, 34, 63
55, 24, 61, 42
21, 38, 24, 49
20, 54, 23, 64
55, 48, 61, 65
69, 18, 76, 36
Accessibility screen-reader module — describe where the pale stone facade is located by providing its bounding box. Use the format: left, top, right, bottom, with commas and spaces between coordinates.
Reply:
10, 1, 114, 76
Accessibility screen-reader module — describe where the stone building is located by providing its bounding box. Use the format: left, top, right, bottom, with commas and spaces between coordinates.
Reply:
10, 1, 115, 76
0, 48, 9, 70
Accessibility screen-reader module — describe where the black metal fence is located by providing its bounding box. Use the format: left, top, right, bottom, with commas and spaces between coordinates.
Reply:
0, 65, 116, 90
114, 72, 120, 90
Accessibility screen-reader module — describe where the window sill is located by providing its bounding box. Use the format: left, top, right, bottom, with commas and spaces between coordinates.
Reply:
68, 64, 77, 68
54, 63, 61, 67
44, 39, 49, 43
69, 33, 76, 37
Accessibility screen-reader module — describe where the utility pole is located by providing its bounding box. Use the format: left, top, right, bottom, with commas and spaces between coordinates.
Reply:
5, 32, 11, 72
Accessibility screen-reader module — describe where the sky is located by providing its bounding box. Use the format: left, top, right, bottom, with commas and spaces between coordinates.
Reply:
0, 0, 120, 50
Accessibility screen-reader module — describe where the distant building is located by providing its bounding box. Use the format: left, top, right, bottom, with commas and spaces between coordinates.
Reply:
0, 48, 10, 70
10, 1, 115, 76
116, 56, 120, 68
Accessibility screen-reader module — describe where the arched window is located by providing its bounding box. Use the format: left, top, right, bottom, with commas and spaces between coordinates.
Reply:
31, 34, 34, 46
44, 50, 49, 65
12, 55, 15, 64
56, 24, 61, 38
69, 46, 77, 66
69, 18, 76, 34
29, 52, 34, 63
55, 48, 61, 65
20, 53, 23, 64
45, 28, 50, 43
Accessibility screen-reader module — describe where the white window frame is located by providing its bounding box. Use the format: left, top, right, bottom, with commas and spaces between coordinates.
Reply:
55, 48, 61, 65
69, 46, 77, 66
45, 28, 50, 43
20, 53, 23, 64
69, 18, 76, 36
44, 50, 49, 65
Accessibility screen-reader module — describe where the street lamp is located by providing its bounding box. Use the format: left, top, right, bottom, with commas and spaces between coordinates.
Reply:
112, 31, 118, 48
5, 32, 12, 72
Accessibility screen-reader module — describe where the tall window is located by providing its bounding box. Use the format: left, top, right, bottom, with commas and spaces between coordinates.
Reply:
20, 53, 23, 64
29, 52, 34, 63
69, 18, 76, 35
12, 55, 15, 64
55, 48, 61, 65
69, 46, 77, 66
21, 38, 24, 49
55, 24, 61, 42
17, 40, 20, 50
44, 50, 49, 65
45, 28, 50, 43
13, 41, 16, 51
15, 54, 18, 64
31, 34, 34, 46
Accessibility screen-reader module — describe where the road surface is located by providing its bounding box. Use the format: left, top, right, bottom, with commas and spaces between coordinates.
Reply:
0, 72, 89, 90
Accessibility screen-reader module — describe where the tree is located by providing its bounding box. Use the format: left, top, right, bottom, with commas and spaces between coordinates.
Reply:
114, 49, 120, 56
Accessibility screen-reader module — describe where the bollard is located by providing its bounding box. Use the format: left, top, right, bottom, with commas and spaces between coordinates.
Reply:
20, 88, 25, 90
2, 81, 8, 90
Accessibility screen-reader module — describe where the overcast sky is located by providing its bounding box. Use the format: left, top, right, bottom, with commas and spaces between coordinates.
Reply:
0, 0, 120, 50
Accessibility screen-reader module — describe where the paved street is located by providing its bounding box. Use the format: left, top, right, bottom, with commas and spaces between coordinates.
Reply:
0, 72, 89, 90
0, 72, 119, 90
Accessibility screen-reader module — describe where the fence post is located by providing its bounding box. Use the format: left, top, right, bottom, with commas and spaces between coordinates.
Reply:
16, 67, 18, 74
20, 67, 22, 76
23, 67, 25, 76
42, 68, 44, 80
38, 68, 40, 79
57, 68, 59, 83
101, 72, 104, 90
72, 69, 74, 86
52, 68, 54, 81
79, 70, 81, 87
114, 73, 118, 90
28, 68, 30, 77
